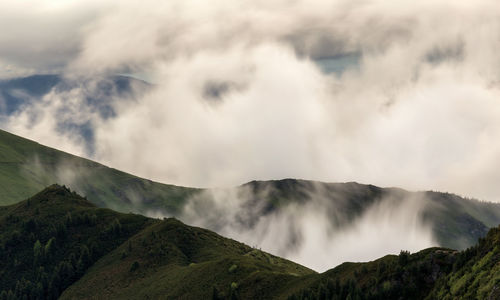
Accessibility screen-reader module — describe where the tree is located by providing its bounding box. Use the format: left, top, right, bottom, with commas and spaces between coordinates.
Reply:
399, 250, 410, 266
33, 240, 43, 266
130, 261, 140, 272
79, 245, 91, 267
44, 237, 56, 259
34, 283, 43, 300
211, 286, 221, 300
58, 261, 74, 288
64, 212, 72, 226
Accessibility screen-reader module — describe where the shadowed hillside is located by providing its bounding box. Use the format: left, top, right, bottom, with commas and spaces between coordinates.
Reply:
1, 186, 498, 299
0, 186, 314, 299
238, 179, 500, 250
1, 129, 500, 254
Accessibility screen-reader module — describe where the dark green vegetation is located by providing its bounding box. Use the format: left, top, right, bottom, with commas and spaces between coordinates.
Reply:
428, 226, 500, 299
287, 226, 500, 300
1, 186, 499, 299
0, 185, 314, 299
1, 128, 500, 251
61, 217, 313, 299
287, 248, 457, 300
0, 185, 152, 299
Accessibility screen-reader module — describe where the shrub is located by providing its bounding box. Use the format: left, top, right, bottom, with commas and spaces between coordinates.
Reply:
228, 264, 238, 273
130, 261, 140, 272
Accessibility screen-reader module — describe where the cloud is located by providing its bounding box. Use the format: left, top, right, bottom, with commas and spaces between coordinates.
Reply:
0, 0, 107, 78
3, 0, 500, 204
179, 182, 435, 272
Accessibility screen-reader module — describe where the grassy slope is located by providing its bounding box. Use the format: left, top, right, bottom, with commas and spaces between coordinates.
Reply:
0, 129, 199, 214
61, 218, 315, 300
2, 129, 500, 251
0, 186, 314, 300
1, 186, 499, 299
427, 226, 500, 299
284, 226, 500, 300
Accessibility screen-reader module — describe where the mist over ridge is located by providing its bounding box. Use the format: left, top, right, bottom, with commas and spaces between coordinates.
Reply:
2, 0, 500, 273
1, 126, 500, 272
1, 1, 500, 203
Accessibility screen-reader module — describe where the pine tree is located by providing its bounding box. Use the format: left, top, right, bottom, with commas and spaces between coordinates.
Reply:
80, 245, 91, 267
33, 240, 43, 266
44, 237, 56, 259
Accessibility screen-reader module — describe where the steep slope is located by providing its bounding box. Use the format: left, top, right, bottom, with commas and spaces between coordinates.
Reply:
286, 224, 500, 300
0, 185, 153, 299
61, 218, 314, 299
287, 248, 457, 300
0, 129, 199, 213
427, 225, 500, 299
2, 186, 498, 300
0, 186, 314, 299
1, 128, 500, 252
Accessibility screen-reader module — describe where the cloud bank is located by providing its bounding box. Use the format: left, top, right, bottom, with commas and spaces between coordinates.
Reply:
3, 0, 500, 271
179, 182, 435, 272
3, 0, 500, 202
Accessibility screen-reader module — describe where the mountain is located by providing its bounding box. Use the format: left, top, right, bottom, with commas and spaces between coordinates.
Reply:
0, 129, 199, 214
0, 74, 148, 116
1, 74, 500, 253
286, 228, 500, 300
236, 179, 500, 250
428, 225, 500, 299
287, 224, 500, 300
0, 185, 313, 299
1, 186, 498, 299
1, 128, 500, 252
0, 74, 150, 151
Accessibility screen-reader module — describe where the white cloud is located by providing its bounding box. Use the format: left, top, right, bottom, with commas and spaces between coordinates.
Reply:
179, 183, 435, 272
3, 0, 500, 271
3, 1, 500, 202
0, 0, 107, 78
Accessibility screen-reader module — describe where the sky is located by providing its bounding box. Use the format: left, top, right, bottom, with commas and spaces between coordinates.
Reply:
2, 0, 500, 202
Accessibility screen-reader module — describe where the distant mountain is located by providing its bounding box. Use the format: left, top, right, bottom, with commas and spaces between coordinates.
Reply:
0, 186, 498, 299
235, 179, 500, 250
0, 74, 149, 115
0, 74, 150, 150
0, 128, 500, 253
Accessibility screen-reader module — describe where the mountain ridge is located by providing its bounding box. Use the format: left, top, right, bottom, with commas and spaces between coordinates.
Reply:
1, 128, 500, 252
1, 185, 498, 299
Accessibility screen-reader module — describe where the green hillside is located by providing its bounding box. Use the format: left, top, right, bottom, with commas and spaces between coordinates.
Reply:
0, 129, 199, 214
1, 128, 500, 252
0, 185, 314, 299
61, 218, 314, 299
287, 226, 500, 300
427, 226, 500, 299
1, 186, 498, 299
0, 185, 153, 299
